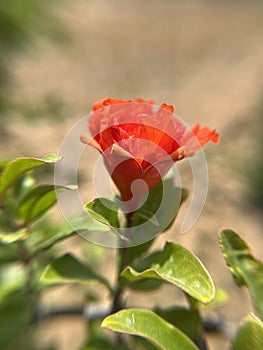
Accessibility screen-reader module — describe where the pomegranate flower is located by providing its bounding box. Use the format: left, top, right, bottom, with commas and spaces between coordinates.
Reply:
81, 98, 220, 211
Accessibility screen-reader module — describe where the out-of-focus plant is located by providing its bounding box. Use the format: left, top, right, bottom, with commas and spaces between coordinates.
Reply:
244, 108, 263, 211
0, 0, 70, 137
0, 0, 68, 86
225, 101, 263, 213
0, 154, 76, 350
0, 153, 216, 350
1, 98, 263, 350
219, 228, 263, 350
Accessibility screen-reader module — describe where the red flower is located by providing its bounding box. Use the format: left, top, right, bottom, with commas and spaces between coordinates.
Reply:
81, 98, 220, 211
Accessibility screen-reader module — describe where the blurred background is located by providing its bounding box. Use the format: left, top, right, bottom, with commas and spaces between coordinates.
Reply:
1, 0, 263, 349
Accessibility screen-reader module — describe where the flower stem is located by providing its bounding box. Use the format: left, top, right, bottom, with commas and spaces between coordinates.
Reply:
110, 211, 134, 346
111, 251, 126, 313
111, 211, 134, 313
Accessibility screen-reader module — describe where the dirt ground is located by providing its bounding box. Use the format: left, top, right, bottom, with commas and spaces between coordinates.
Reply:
3, 1, 263, 349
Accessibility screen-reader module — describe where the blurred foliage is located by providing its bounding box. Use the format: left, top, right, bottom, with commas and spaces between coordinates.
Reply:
0, 153, 211, 349
0, 155, 76, 349
0, 0, 69, 89
1, 154, 263, 349
0, 0, 71, 136
244, 106, 263, 211
0, 1, 262, 348
220, 228, 263, 320
220, 229, 263, 349
225, 99, 263, 213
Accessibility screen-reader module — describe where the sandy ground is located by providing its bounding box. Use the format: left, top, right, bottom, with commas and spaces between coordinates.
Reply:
2, 0, 263, 349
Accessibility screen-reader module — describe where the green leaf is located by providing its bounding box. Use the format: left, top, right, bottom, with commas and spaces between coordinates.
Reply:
0, 154, 62, 197
232, 313, 263, 350
0, 243, 21, 265
0, 160, 7, 174
40, 253, 112, 293
101, 308, 199, 350
79, 318, 129, 350
184, 288, 228, 311
0, 228, 28, 244
83, 198, 119, 228
0, 265, 27, 303
220, 228, 263, 319
132, 180, 187, 233
34, 216, 111, 253
124, 277, 163, 292
132, 336, 159, 350
120, 242, 215, 303
18, 184, 76, 223
35, 227, 76, 252
120, 250, 165, 291
13, 173, 36, 199
199, 288, 228, 310
83, 198, 128, 240
155, 307, 201, 342
0, 291, 32, 349
132, 337, 159, 350
125, 239, 155, 266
